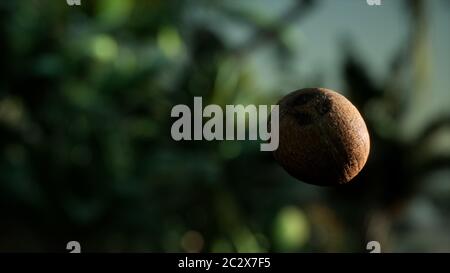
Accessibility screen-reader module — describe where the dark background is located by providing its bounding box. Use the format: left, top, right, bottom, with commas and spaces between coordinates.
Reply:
0, 0, 449, 252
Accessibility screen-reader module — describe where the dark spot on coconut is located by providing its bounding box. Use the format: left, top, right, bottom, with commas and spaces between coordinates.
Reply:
293, 111, 314, 126
290, 92, 319, 107
286, 92, 332, 126
315, 95, 332, 116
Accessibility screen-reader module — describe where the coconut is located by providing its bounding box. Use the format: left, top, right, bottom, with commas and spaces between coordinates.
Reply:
273, 88, 370, 186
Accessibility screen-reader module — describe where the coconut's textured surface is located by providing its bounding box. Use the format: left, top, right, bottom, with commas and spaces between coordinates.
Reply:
274, 88, 370, 186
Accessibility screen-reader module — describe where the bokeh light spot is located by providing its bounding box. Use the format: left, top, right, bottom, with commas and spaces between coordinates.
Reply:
157, 26, 183, 59
91, 34, 118, 62
181, 230, 204, 253
274, 206, 310, 251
